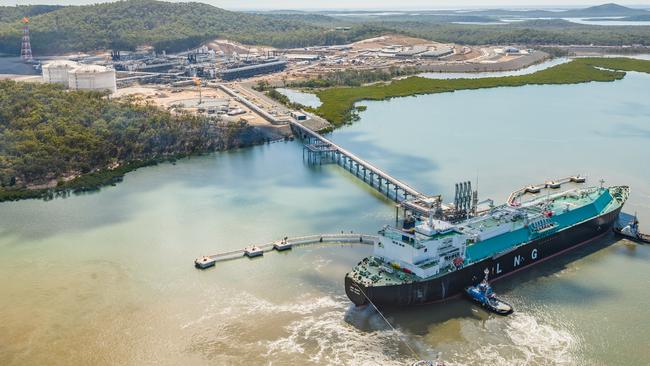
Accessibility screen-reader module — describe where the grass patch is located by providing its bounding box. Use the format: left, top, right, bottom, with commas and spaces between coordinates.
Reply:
315, 57, 650, 126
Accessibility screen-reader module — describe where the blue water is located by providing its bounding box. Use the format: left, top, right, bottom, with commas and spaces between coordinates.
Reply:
277, 87, 322, 108
501, 17, 650, 26
330, 72, 650, 231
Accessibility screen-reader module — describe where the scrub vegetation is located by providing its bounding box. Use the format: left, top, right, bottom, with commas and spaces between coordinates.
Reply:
0, 80, 261, 201
0, 0, 382, 55
314, 57, 650, 125
1, 1, 650, 55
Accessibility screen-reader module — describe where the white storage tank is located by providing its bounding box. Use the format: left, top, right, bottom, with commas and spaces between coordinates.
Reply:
42, 60, 78, 86
68, 64, 117, 94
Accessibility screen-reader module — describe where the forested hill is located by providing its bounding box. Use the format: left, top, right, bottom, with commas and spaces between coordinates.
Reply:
0, 80, 260, 200
0, 1, 649, 56
0, 5, 62, 23
0, 0, 383, 55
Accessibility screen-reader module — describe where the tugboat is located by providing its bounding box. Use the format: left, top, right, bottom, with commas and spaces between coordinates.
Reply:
465, 269, 513, 315
614, 213, 650, 244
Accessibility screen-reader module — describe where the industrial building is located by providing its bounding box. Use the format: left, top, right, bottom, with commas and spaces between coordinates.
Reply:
42, 60, 116, 93
220, 60, 287, 81
421, 47, 454, 59
396, 46, 428, 57
285, 54, 320, 61
290, 111, 307, 121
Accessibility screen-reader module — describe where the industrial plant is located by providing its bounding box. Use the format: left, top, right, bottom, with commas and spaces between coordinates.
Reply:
42, 60, 117, 93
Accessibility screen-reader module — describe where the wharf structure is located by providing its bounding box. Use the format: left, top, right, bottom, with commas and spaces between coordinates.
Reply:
196, 233, 377, 267
290, 121, 447, 217
218, 81, 455, 219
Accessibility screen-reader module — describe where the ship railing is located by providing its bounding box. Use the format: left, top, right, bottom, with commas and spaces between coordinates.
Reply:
381, 226, 423, 248
507, 175, 588, 206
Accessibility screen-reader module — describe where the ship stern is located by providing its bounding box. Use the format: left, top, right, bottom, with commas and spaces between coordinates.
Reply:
345, 273, 369, 306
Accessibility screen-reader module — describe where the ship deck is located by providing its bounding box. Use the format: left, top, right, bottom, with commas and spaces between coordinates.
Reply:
348, 187, 625, 287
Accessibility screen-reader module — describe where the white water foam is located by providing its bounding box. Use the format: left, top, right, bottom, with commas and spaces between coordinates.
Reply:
264, 308, 421, 365
449, 313, 578, 366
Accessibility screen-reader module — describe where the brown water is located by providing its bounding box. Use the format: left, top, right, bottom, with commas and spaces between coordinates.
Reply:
1, 71, 649, 365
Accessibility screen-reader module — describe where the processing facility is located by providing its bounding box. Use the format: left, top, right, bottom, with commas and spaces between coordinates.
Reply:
42, 60, 117, 93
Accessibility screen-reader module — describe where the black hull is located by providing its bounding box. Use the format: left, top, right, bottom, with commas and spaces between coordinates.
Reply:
345, 207, 622, 307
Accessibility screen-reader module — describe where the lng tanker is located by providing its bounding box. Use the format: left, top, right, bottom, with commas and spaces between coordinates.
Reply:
345, 181, 629, 306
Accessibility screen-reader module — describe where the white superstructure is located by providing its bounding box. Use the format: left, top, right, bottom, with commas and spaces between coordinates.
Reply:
42, 61, 116, 94
374, 217, 469, 279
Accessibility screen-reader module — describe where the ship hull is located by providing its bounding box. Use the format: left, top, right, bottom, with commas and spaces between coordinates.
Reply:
345, 206, 621, 307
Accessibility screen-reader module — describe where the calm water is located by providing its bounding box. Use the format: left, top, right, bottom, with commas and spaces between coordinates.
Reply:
0, 56, 39, 75
501, 17, 650, 26
1, 71, 650, 365
419, 57, 570, 79
277, 87, 322, 108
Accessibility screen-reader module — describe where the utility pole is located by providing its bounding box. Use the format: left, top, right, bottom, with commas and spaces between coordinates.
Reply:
193, 77, 202, 105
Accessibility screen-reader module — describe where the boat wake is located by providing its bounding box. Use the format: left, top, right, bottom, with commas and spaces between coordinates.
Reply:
264, 305, 422, 365
448, 312, 578, 366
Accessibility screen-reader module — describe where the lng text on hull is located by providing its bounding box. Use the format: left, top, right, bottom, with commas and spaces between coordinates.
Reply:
346, 184, 628, 306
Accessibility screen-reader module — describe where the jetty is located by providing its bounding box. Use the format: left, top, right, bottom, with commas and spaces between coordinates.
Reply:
290, 121, 430, 203
195, 233, 378, 268
217, 81, 439, 212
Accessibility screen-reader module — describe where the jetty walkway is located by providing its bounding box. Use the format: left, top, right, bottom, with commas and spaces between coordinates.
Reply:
218, 81, 431, 206
290, 121, 425, 203
196, 233, 378, 267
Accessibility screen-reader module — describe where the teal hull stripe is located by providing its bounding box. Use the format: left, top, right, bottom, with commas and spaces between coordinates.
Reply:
466, 189, 613, 262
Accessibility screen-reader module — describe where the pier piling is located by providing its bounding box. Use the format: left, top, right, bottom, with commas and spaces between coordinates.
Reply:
292, 120, 427, 205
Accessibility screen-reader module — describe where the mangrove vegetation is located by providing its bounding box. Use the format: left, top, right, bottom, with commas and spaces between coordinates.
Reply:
313, 57, 650, 125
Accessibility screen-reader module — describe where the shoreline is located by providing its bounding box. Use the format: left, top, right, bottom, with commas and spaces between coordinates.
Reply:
415, 50, 551, 74
313, 57, 650, 125
0, 128, 279, 203
4, 57, 649, 203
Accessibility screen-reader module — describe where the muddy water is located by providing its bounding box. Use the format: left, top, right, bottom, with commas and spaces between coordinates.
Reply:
1, 68, 649, 365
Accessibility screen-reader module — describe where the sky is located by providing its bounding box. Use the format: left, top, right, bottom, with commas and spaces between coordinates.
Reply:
8, 1, 650, 11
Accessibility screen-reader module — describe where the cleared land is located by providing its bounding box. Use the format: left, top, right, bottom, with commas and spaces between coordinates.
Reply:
314, 57, 650, 125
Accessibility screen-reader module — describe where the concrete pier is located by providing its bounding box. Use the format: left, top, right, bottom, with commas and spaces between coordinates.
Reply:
196, 233, 378, 267
293, 121, 424, 203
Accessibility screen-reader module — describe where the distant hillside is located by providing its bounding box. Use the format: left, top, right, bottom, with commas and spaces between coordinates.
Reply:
562, 3, 648, 17
0, 5, 62, 23
0, 0, 383, 55
0, 1, 648, 56
421, 3, 649, 18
